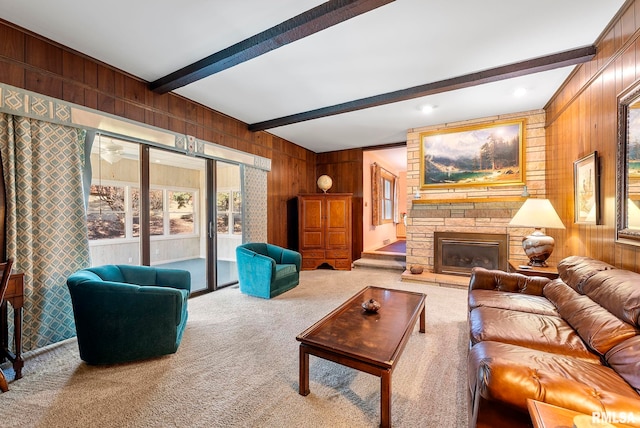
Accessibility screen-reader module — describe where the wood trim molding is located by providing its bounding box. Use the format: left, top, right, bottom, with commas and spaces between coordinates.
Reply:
412, 196, 527, 205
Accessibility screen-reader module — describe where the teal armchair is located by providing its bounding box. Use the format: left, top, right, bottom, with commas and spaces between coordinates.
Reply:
236, 243, 301, 299
66, 265, 190, 365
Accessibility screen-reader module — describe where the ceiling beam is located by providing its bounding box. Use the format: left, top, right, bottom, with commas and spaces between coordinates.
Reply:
248, 45, 596, 132
149, 0, 395, 93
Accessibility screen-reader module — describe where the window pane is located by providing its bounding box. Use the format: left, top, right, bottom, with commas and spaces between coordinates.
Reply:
132, 188, 140, 237
87, 213, 125, 239
217, 192, 229, 211
87, 185, 126, 240
384, 200, 393, 219
169, 191, 194, 235
233, 213, 242, 235
217, 214, 229, 233
170, 213, 194, 234
150, 189, 164, 236
233, 191, 242, 212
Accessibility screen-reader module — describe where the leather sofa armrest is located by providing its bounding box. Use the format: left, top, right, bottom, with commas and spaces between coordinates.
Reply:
469, 267, 550, 296
473, 357, 640, 427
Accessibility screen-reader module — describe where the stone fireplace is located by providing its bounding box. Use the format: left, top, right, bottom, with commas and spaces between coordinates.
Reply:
434, 231, 508, 276
404, 110, 547, 277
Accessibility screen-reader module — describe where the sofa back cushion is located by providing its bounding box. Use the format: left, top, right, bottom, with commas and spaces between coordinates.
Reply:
469, 267, 549, 295
544, 280, 638, 356
118, 265, 159, 286
581, 269, 640, 327
240, 243, 269, 257
86, 265, 126, 283
557, 255, 615, 293
605, 335, 640, 393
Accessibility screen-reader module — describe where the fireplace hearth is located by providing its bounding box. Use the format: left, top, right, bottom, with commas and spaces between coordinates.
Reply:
434, 232, 508, 276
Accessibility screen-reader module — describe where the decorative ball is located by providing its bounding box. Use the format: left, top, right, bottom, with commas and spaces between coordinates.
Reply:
410, 265, 424, 274
317, 175, 333, 193
362, 298, 381, 313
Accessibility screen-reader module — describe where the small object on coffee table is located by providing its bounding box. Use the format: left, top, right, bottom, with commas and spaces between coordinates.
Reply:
362, 298, 381, 313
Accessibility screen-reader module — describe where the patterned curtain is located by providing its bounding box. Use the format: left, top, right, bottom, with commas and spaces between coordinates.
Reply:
371, 163, 381, 226
0, 113, 90, 351
242, 165, 268, 243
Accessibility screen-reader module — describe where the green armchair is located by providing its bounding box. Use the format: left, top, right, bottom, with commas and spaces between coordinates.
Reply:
66, 265, 190, 365
236, 243, 301, 299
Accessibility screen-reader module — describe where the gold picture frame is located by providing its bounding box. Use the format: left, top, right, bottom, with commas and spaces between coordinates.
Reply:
419, 119, 525, 188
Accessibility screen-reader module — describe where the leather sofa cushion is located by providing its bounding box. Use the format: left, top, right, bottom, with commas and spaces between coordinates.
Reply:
581, 269, 640, 327
469, 341, 640, 423
544, 280, 638, 356
557, 255, 615, 293
469, 306, 600, 363
469, 267, 549, 295
468, 289, 559, 316
606, 335, 640, 393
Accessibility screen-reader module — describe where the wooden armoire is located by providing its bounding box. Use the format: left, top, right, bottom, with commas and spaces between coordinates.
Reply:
298, 193, 352, 270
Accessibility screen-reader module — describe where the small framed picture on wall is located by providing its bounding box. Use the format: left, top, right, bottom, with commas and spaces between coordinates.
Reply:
573, 151, 600, 224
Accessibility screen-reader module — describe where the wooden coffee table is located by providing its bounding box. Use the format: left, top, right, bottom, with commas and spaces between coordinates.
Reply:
296, 286, 426, 428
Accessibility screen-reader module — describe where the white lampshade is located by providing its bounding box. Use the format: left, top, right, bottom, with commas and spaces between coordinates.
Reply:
509, 198, 565, 267
508, 198, 565, 229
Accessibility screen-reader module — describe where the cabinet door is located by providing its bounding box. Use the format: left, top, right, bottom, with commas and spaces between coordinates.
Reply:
299, 197, 324, 249
325, 197, 351, 249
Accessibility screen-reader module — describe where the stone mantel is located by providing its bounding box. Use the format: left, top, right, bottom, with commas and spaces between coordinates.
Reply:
412, 196, 527, 205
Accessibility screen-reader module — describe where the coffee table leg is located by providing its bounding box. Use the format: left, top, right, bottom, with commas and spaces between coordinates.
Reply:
381, 370, 392, 428
299, 344, 310, 396
419, 303, 426, 333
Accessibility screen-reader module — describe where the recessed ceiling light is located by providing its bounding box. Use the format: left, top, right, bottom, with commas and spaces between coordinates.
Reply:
513, 87, 527, 97
421, 105, 436, 114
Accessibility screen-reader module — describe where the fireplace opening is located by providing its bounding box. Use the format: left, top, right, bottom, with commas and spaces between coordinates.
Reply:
434, 232, 508, 276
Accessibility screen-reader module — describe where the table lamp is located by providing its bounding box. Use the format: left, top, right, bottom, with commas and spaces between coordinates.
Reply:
508, 198, 565, 267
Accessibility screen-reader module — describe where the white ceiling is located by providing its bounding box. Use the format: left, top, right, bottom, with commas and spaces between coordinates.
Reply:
0, 0, 626, 157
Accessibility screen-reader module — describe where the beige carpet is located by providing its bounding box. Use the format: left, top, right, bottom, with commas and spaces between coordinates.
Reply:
0, 268, 469, 428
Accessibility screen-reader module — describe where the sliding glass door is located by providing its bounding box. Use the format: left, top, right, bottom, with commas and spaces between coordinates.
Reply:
149, 148, 209, 293
87, 135, 242, 293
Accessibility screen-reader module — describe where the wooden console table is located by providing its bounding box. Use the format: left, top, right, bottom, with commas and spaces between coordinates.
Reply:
1, 273, 24, 379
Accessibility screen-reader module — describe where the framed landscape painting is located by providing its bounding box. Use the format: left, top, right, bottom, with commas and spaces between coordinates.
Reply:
419, 120, 525, 188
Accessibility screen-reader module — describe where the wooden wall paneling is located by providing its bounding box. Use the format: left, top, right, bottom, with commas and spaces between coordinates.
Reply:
25, 35, 62, 75
0, 20, 317, 252
544, 0, 640, 270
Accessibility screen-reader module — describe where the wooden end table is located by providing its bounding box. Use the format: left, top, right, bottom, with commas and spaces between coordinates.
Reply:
527, 399, 635, 428
508, 260, 559, 280
297, 286, 426, 428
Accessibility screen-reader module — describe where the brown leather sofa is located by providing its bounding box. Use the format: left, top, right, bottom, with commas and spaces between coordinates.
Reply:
467, 255, 640, 428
